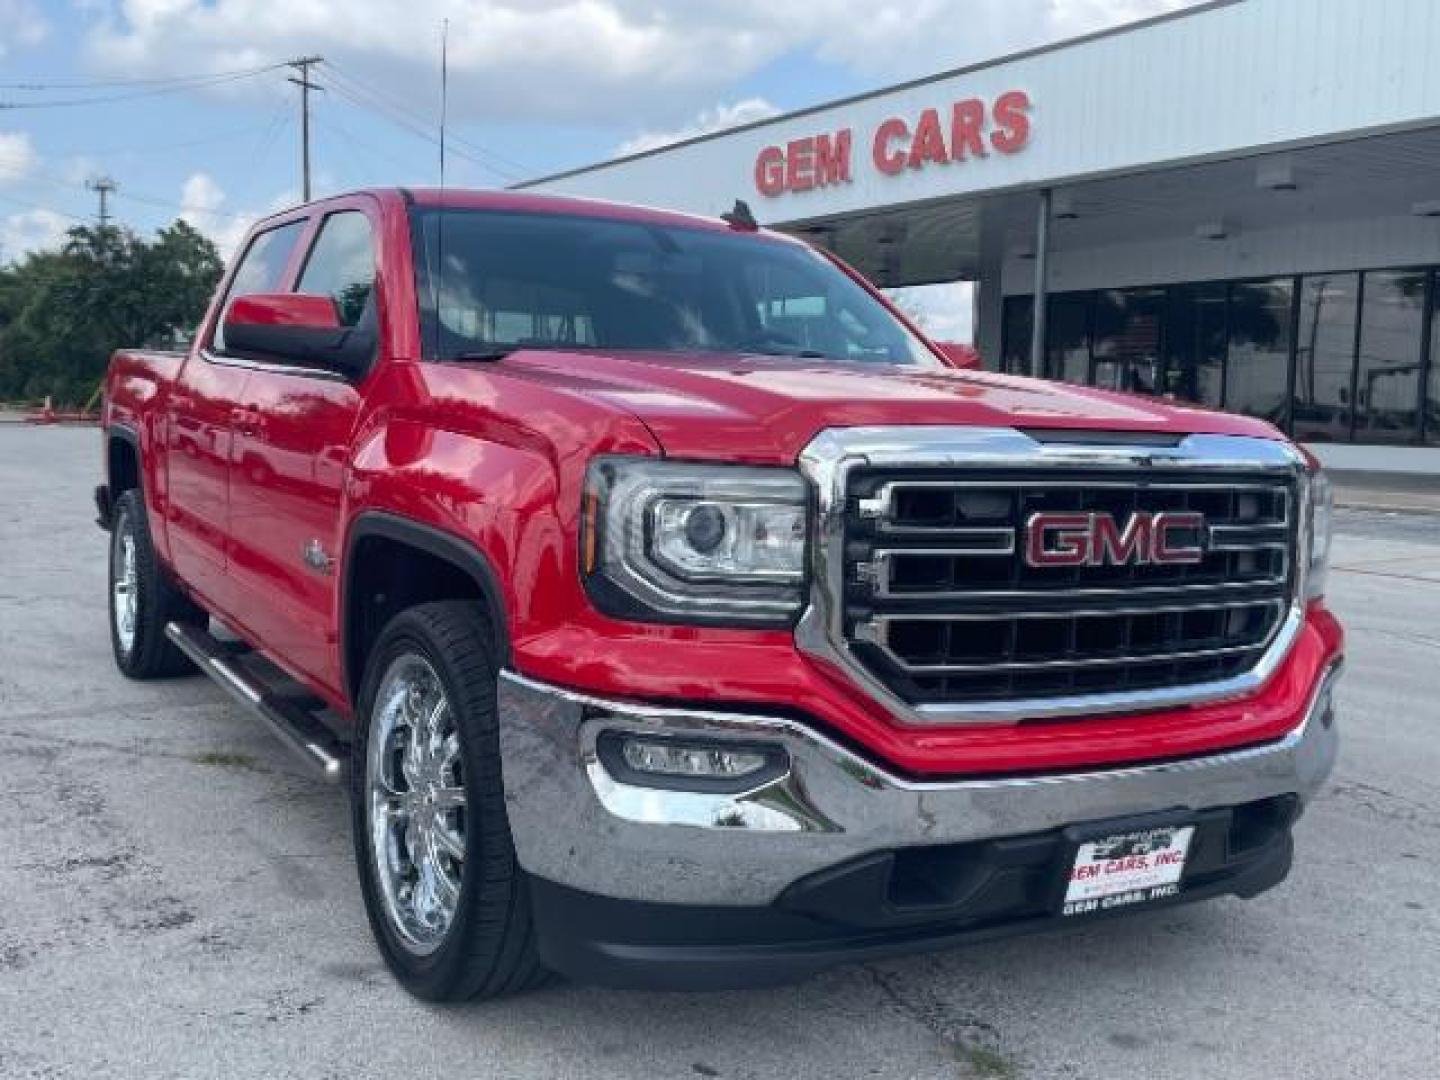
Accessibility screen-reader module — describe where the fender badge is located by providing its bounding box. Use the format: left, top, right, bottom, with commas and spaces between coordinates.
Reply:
302, 539, 335, 576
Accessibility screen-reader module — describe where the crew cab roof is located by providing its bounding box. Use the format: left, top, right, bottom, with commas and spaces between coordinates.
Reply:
253, 187, 784, 239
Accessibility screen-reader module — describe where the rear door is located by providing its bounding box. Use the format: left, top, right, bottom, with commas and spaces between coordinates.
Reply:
166, 218, 307, 609
227, 202, 378, 696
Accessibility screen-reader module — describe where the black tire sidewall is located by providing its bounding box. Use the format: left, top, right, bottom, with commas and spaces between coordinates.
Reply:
350, 605, 514, 1000
108, 493, 153, 676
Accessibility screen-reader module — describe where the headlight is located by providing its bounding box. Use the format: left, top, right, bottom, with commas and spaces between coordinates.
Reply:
582, 458, 809, 625
1304, 468, 1332, 601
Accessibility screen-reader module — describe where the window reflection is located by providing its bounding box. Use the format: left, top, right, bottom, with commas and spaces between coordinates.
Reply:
1355, 271, 1424, 443
1292, 273, 1358, 442
1164, 284, 1226, 407
1001, 296, 1032, 375
1429, 273, 1440, 446
1046, 293, 1090, 383
1092, 288, 1165, 395
1224, 280, 1293, 429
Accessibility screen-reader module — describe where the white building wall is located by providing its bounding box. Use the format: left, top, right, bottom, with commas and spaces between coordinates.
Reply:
524, 0, 1440, 229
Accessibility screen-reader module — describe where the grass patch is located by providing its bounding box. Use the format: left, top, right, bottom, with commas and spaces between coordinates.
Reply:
956, 1043, 1019, 1079
188, 750, 262, 771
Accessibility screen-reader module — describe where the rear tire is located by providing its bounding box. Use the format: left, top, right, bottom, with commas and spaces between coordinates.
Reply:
351, 601, 549, 1002
108, 488, 202, 679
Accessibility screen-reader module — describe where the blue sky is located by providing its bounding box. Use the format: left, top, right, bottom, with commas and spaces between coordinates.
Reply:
0, 0, 1193, 338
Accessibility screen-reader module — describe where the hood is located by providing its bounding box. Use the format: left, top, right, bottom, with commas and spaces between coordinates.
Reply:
498, 349, 1283, 463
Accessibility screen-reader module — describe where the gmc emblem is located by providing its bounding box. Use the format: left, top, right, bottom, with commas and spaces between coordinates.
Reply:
1024, 511, 1205, 568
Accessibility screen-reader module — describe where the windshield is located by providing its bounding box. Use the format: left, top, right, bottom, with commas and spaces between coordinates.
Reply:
412, 208, 938, 367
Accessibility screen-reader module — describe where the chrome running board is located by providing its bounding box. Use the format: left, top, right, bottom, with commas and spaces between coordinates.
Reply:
165, 621, 344, 783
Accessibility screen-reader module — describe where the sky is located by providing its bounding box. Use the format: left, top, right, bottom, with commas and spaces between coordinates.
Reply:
0, 0, 1197, 341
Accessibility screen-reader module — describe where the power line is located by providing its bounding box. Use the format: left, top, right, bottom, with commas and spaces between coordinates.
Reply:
322, 62, 526, 179
0, 64, 289, 110
328, 61, 528, 175
0, 191, 86, 222
322, 77, 514, 181
0, 63, 293, 90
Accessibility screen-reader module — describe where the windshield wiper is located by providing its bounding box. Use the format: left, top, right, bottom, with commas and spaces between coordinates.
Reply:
752, 348, 830, 360
450, 349, 514, 362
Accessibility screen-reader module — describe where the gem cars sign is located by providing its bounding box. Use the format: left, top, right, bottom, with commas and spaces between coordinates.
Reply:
752, 91, 1031, 198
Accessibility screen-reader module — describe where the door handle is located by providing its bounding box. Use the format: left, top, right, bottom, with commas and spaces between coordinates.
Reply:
230, 408, 263, 437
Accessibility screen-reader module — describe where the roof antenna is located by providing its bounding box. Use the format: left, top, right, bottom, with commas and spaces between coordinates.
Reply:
721, 199, 758, 231
431, 17, 449, 364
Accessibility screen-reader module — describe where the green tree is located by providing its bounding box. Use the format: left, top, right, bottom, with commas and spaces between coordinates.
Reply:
0, 220, 223, 406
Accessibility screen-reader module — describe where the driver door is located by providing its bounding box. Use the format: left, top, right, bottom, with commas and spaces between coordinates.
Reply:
227, 203, 377, 697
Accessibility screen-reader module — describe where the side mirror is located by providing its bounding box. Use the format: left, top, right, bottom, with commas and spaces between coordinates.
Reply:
933, 341, 981, 370
222, 293, 372, 378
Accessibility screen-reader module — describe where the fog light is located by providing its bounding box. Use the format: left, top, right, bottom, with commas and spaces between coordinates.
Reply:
596, 731, 787, 792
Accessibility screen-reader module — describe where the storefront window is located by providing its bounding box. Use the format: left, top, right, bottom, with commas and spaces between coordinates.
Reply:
1092, 288, 1165, 394
1001, 295, 1032, 374
1224, 279, 1293, 428
1163, 283, 1226, 408
1355, 270, 1425, 443
1046, 293, 1090, 383
1428, 271, 1440, 445
1292, 273, 1358, 443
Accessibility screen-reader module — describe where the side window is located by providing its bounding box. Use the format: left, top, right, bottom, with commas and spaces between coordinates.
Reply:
211, 220, 305, 352
298, 211, 376, 327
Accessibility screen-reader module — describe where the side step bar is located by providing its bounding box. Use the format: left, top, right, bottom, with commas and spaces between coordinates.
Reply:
165, 622, 345, 783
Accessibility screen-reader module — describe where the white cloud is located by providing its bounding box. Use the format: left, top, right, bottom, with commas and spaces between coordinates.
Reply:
81, 0, 1203, 138
0, 131, 38, 185
0, 0, 47, 57
177, 170, 282, 257
617, 98, 781, 156
1, 208, 70, 262
885, 282, 975, 343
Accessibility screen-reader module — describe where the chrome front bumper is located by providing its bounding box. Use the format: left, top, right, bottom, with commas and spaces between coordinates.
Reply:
496, 663, 1342, 907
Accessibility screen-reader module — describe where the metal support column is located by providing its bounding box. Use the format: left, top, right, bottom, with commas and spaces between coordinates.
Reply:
1028, 187, 1052, 378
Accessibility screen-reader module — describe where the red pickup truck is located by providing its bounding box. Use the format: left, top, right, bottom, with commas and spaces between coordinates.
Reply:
97, 188, 1343, 1001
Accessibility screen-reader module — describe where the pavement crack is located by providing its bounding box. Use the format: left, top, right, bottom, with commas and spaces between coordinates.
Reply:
861, 963, 1021, 1078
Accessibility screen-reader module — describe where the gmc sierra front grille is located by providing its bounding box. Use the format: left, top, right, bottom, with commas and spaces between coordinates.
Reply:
842, 469, 1298, 707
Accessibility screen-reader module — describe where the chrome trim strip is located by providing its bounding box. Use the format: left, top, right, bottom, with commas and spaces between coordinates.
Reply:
797, 427, 1310, 726
200, 348, 351, 383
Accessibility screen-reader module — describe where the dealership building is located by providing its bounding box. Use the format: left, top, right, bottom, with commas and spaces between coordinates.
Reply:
521, 0, 1440, 469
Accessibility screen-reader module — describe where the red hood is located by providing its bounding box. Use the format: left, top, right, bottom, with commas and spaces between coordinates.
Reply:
499, 349, 1283, 463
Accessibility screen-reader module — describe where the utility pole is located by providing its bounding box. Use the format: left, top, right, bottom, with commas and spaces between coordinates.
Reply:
287, 55, 324, 201
86, 176, 117, 228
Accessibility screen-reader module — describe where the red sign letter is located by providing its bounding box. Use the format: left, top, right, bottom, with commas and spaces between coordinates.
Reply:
990, 90, 1031, 154
814, 129, 852, 187
950, 98, 988, 160
786, 137, 817, 192
907, 107, 949, 169
754, 146, 785, 197
872, 118, 909, 175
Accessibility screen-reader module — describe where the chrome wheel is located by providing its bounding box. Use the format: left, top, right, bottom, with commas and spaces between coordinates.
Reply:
112, 523, 138, 657
367, 653, 466, 955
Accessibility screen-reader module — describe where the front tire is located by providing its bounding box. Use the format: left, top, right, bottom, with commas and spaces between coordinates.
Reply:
108, 488, 201, 679
351, 601, 548, 1002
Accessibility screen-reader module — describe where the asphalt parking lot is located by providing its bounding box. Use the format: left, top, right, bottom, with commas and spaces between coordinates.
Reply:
1, 424, 1437, 1080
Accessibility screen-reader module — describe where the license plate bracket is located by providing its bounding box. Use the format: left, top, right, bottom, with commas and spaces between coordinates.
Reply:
1057, 811, 1197, 918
